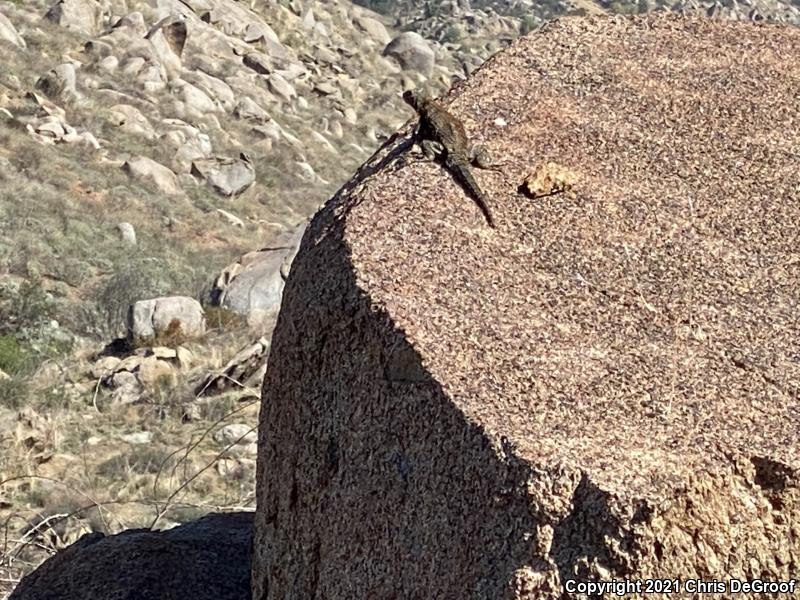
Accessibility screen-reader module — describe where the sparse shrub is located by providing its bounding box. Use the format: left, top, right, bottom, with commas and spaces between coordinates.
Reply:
19, 322, 74, 360
0, 377, 28, 409
352, 0, 395, 14
10, 142, 45, 174
55, 258, 92, 289
608, 0, 639, 13
441, 24, 463, 44
520, 15, 540, 35
3, 280, 72, 347
191, 195, 215, 213
0, 282, 73, 374
20, 480, 49, 508
204, 306, 247, 332
0, 279, 55, 333
92, 256, 174, 338
97, 445, 174, 477
39, 384, 74, 411
200, 395, 238, 422
0, 334, 31, 375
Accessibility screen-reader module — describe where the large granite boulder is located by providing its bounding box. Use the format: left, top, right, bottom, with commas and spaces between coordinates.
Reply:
253, 15, 799, 599
127, 296, 206, 345
10, 512, 252, 600
0, 13, 26, 49
122, 156, 181, 195
191, 154, 256, 197
383, 31, 435, 76
35, 63, 80, 102
44, 0, 104, 34
209, 221, 307, 331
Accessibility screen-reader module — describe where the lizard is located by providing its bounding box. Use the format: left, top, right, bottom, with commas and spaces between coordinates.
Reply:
403, 88, 497, 228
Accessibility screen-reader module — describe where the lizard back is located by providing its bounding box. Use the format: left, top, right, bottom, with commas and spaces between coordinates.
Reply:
419, 100, 471, 161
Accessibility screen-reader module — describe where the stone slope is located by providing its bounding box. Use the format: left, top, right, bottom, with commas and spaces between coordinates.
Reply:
0, 0, 415, 231
253, 14, 799, 599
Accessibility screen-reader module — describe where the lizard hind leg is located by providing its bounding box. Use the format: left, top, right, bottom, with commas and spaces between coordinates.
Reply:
470, 144, 505, 171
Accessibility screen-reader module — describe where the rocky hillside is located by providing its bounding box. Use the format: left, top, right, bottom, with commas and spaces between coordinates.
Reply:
0, 0, 798, 596
357, 0, 800, 50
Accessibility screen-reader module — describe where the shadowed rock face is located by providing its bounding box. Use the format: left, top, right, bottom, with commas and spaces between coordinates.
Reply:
10, 512, 253, 600
253, 14, 799, 599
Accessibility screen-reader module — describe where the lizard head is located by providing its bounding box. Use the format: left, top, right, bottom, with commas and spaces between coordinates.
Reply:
402, 88, 432, 111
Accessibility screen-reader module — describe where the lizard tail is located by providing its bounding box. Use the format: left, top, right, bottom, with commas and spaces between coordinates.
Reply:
445, 156, 496, 228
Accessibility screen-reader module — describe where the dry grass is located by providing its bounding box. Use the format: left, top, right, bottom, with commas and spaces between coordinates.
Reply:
0, 366, 261, 595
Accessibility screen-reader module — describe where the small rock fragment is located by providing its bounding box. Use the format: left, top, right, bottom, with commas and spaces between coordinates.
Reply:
522, 161, 578, 198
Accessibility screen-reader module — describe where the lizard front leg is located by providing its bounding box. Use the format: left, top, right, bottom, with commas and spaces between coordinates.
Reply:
421, 139, 445, 161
